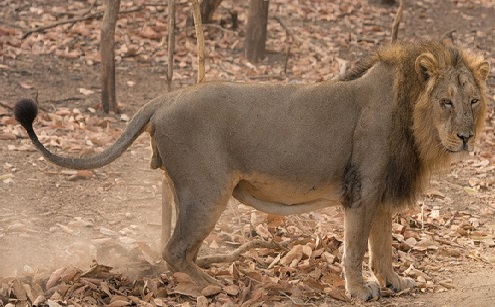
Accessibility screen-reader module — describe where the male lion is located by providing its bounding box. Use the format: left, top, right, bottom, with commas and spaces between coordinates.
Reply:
14, 41, 489, 300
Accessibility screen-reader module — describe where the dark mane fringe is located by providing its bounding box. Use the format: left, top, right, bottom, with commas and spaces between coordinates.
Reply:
381, 40, 469, 207
383, 43, 424, 207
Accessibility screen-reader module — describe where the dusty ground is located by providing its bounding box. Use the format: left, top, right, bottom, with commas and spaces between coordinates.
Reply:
1, 0, 495, 306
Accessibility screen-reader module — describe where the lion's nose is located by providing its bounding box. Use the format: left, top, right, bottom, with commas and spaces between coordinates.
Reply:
457, 132, 473, 145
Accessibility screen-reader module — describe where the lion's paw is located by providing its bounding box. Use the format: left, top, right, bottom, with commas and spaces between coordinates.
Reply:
386, 275, 416, 293
346, 281, 380, 301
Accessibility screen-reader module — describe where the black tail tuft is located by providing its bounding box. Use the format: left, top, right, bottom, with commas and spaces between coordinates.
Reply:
14, 99, 39, 131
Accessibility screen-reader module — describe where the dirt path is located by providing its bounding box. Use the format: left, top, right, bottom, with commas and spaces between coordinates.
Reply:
1, 0, 495, 306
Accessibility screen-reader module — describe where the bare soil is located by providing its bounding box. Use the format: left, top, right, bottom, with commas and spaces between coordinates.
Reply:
1, 0, 495, 306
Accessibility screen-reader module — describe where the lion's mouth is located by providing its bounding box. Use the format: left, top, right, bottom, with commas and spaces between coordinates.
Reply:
445, 144, 472, 154
443, 141, 473, 154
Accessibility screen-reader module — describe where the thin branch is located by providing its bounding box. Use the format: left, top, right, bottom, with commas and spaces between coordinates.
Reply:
279, 292, 318, 307
0, 101, 13, 110
21, 6, 145, 40
197, 239, 287, 268
391, 0, 405, 43
273, 16, 293, 76
167, 0, 176, 92
80, 1, 97, 16
186, 23, 238, 34
0, 20, 25, 30
247, 74, 286, 81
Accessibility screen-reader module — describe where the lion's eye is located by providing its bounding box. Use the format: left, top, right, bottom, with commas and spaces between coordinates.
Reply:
471, 98, 479, 105
440, 99, 453, 108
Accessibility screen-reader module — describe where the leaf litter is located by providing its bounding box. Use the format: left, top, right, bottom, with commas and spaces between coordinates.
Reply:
1, 200, 494, 306
1, 0, 495, 305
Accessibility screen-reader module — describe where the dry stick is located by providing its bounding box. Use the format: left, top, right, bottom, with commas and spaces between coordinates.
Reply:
273, 16, 293, 77
191, 0, 206, 83
21, 6, 144, 40
81, 1, 97, 16
197, 239, 287, 268
203, 23, 237, 34
166, 0, 176, 92
248, 74, 286, 81
0, 101, 13, 110
280, 293, 318, 307
391, 0, 405, 43
186, 23, 237, 34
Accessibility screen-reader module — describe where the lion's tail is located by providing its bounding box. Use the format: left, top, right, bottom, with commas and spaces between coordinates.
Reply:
14, 98, 159, 170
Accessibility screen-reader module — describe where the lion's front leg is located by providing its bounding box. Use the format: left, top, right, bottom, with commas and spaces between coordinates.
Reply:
368, 205, 415, 292
342, 203, 380, 301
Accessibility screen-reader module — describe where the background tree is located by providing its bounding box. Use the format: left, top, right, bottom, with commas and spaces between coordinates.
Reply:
245, 0, 269, 63
200, 0, 223, 23
100, 0, 120, 113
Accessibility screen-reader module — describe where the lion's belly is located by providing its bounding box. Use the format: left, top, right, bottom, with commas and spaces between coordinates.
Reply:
232, 174, 342, 215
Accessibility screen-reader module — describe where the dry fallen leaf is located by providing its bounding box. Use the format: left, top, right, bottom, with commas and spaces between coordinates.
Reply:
138, 26, 161, 39
46, 267, 67, 289
19, 82, 33, 89
78, 88, 95, 95
173, 282, 202, 298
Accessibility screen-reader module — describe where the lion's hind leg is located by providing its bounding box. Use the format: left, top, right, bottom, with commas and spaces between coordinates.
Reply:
368, 205, 416, 293
162, 177, 232, 287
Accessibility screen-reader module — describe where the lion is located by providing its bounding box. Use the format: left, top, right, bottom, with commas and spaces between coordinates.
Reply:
14, 40, 489, 300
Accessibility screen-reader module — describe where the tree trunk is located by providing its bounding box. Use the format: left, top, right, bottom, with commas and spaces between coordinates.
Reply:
245, 0, 269, 63
100, 0, 120, 113
200, 0, 223, 23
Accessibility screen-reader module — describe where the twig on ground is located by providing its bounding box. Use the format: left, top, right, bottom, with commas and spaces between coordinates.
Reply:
186, 23, 238, 34
247, 74, 286, 81
197, 239, 288, 268
0, 102, 13, 110
0, 20, 25, 30
279, 292, 317, 307
21, 6, 145, 40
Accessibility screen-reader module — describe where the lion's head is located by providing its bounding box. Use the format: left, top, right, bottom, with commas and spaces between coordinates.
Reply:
360, 41, 491, 203
409, 42, 490, 164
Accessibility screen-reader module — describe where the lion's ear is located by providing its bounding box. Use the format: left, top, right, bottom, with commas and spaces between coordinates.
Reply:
440, 37, 455, 47
415, 53, 438, 82
474, 60, 490, 81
